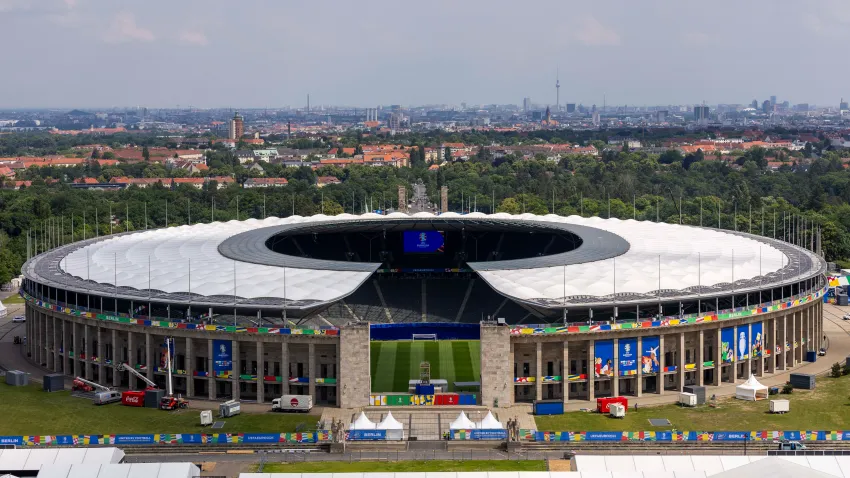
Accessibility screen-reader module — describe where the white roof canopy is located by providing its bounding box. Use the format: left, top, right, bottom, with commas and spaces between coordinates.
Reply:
479, 411, 504, 429
449, 411, 476, 430
377, 412, 404, 430
350, 411, 377, 430
735, 374, 769, 401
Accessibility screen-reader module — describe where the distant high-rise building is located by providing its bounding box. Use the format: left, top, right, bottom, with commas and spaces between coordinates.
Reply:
762, 100, 772, 114
770, 95, 777, 106
228, 111, 244, 140
555, 69, 560, 111
841, 98, 848, 111
388, 112, 403, 130
751, 99, 759, 109
544, 106, 551, 124
523, 97, 532, 113
693, 106, 710, 123
592, 111, 601, 126
656, 110, 668, 122
566, 103, 576, 113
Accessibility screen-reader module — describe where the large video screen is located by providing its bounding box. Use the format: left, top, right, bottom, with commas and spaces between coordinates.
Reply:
403, 231, 445, 254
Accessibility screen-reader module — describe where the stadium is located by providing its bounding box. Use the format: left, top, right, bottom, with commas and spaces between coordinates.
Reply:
21, 212, 827, 409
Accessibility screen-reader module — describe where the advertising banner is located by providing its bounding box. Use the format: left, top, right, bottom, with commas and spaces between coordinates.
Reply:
751, 323, 763, 358
242, 434, 280, 444
721, 327, 735, 363
114, 435, 156, 445
0, 436, 22, 446
641, 336, 660, 374
594, 340, 614, 378
737, 326, 750, 361
212, 340, 233, 374
348, 430, 387, 441
471, 429, 508, 440
713, 432, 750, 442
586, 431, 626, 442
619, 338, 638, 376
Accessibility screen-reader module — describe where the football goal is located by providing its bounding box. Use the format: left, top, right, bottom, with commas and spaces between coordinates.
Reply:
412, 333, 437, 341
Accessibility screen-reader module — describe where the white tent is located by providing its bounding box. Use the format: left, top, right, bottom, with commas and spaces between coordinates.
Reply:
377, 412, 405, 441
0, 301, 7, 318
449, 411, 477, 430
350, 412, 377, 430
735, 374, 769, 401
479, 410, 505, 429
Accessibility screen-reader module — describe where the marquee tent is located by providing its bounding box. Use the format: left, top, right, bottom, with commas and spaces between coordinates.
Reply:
449, 411, 476, 430
735, 375, 768, 401
479, 411, 504, 429
377, 412, 404, 440
350, 412, 377, 430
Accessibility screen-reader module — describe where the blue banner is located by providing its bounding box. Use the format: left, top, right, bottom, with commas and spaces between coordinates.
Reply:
471, 429, 508, 440
181, 434, 204, 444
243, 434, 280, 444
641, 336, 660, 374
737, 326, 749, 361
714, 432, 749, 442
655, 432, 673, 441
594, 340, 614, 378
213, 340, 233, 374
348, 430, 387, 441
114, 434, 155, 445
721, 327, 735, 363
586, 431, 624, 442
751, 323, 763, 358
619, 338, 637, 376
54, 436, 75, 445
0, 436, 22, 446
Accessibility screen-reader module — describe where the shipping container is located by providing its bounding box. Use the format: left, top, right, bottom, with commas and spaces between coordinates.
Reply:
596, 396, 628, 413
121, 390, 146, 407
144, 389, 164, 408
5, 370, 28, 386
458, 393, 477, 405
219, 400, 241, 417
679, 392, 697, 407
533, 400, 564, 415
789, 373, 816, 390
683, 385, 706, 404
385, 394, 411, 406
435, 393, 460, 406
805, 351, 817, 362
43, 374, 64, 392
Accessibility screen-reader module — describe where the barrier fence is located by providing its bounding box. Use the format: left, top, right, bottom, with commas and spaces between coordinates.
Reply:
0, 431, 332, 447
523, 430, 850, 442
511, 288, 826, 336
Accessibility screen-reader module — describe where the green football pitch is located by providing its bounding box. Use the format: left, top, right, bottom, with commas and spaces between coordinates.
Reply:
370, 340, 481, 393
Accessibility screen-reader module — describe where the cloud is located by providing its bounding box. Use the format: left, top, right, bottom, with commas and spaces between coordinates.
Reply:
102, 12, 154, 43
574, 15, 620, 46
178, 29, 208, 46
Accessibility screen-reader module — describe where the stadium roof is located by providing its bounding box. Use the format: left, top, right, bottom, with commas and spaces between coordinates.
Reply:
22, 212, 825, 310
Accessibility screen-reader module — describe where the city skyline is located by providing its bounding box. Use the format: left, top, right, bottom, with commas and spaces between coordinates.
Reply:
2, 0, 850, 108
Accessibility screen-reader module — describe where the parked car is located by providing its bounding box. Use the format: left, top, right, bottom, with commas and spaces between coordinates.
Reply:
12, 316, 25, 323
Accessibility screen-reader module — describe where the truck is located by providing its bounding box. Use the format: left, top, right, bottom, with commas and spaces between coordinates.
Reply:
271, 394, 313, 413
158, 337, 189, 411
115, 363, 158, 407
219, 400, 241, 418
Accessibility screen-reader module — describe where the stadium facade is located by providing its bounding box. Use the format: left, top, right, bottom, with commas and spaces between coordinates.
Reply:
21, 212, 826, 408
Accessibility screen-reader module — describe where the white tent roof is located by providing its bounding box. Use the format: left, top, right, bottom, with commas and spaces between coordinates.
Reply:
711, 457, 835, 478
37, 462, 198, 478
0, 301, 6, 311
350, 411, 377, 430
479, 411, 504, 429
449, 411, 476, 430
739, 374, 767, 390
377, 412, 404, 430
736, 374, 769, 400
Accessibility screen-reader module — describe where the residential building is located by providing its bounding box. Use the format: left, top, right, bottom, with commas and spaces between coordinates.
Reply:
244, 177, 289, 188
228, 112, 244, 140
316, 176, 341, 187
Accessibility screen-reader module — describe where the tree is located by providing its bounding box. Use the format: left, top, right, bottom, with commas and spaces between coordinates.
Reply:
102, 151, 115, 159
658, 149, 683, 164
91, 149, 100, 159
444, 146, 452, 162
142, 146, 150, 162
804, 142, 813, 159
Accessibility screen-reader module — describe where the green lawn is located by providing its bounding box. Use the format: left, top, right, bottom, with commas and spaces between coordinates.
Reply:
0, 383, 319, 435
3, 295, 24, 305
370, 340, 480, 393
536, 373, 850, 431
257, 460, 547, 473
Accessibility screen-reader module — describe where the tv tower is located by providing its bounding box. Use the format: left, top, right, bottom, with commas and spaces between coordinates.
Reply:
555, 68, 561, 111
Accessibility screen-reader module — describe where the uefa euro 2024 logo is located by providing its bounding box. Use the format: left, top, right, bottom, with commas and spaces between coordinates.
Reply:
417, 232, 429, 249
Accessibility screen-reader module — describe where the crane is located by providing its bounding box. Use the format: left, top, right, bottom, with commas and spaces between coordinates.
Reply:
72, 376, 112, 393
115, 362, 157, 389
159, 337, 189, 410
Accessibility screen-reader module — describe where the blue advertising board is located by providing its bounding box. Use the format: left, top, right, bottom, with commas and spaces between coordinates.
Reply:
212, 340, 232, 374
594, 340, 614, 378
403, 231, 445, 254
586, 431, 625, 442
751, 323, 763, 358
243, 434, 280, 444
721, 327, 735, 363
471, 429, 508, 440
713, 432, 750, 442
619, 338, 637, 376
348, 430, 387, 441
737, 326, 750, 361
114, 435, 156, 445
0, 436, 22, 446
641, 336, 660, 374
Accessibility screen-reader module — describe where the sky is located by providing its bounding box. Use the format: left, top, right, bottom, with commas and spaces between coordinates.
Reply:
1, 0, 849, 109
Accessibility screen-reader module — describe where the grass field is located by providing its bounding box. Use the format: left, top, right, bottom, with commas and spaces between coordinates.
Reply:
0, 383, 319, 435
536, 373, 850, 431
2, 294, 24, 305
257, 460, 548, 473
370, 340, 480, 393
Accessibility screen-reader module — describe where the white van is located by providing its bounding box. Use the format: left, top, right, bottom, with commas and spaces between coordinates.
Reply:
93, 390, 122, 405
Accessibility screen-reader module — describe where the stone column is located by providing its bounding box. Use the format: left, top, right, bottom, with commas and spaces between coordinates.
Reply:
713, 328, 721, 385
335, 340, 341, 407
508, 341, 515, 404
53, 316, 61, 372
780, 314, 788, 371
231, 340, 241, 400
97, 327, 104, 381
767, 317, 776, 374
587, 340, 595, 401
308, 342, 316, 401
636, 336, 643, 397
112, 329, 120, 387
207, 339, 216, 400
128, 331, 137, 389
84, 325, 92, 380
62, 320, 70, 376
790, 312, 797, 367
73, 322, 81, 378
256, 340, 264, 404
340, 324, 372, 408
535, 341, 543, 400
186, 337, 195, 397
281, 341, 289, 396
145, 332, 154, 382
697, 330, 705, 386
658, 335, 665, 395
612, 338, 619, 397
677, 333, 685, 391
562, 341, 570, 404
